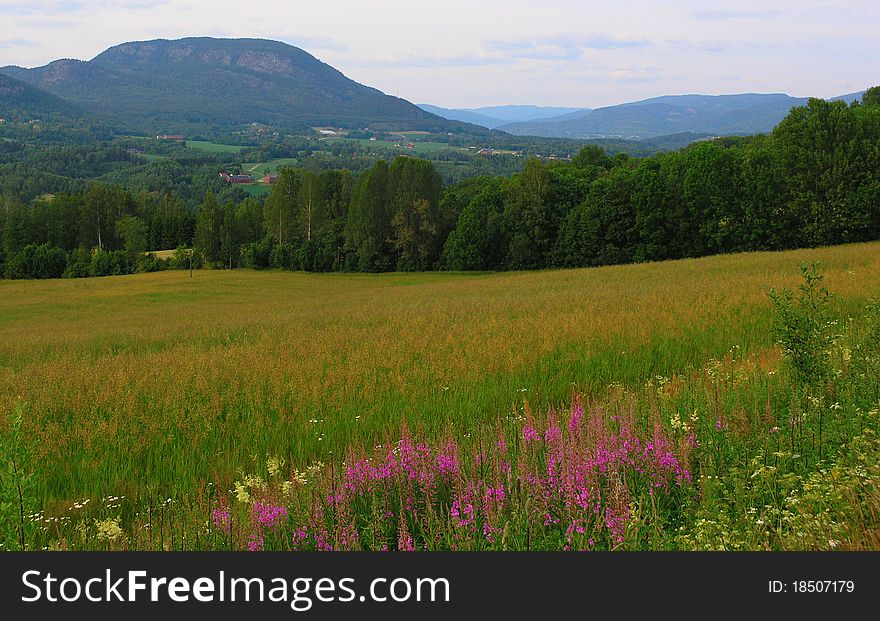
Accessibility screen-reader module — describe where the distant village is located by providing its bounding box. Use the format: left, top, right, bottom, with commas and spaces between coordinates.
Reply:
145, 124, 560, 192
219, 171, 278, 185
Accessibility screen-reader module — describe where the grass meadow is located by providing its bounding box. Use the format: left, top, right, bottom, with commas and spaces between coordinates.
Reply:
184, 140, 245, 154
242, 158, 298, 177
2, 242, 880, 550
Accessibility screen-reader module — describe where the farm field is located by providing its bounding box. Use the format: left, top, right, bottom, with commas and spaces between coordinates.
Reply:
185, 140, 245, 154
2, 242, 880, 550
147, 249, 178, 260
327, 135, 468, 156
242, 158, 298, 177
241, 184, 270, 196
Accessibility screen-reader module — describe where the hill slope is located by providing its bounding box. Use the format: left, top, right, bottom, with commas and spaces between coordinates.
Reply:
499, 93, 812, 139
0, 72, 84, 120
2, 37, 479, 134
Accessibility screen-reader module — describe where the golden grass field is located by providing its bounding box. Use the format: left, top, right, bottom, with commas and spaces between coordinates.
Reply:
2, 242, 880, 505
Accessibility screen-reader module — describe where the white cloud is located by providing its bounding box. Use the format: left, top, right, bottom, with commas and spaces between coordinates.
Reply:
0, 0, 877, 107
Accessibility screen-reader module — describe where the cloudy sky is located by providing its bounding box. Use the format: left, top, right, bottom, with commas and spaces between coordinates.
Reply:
1, 0, 877, 108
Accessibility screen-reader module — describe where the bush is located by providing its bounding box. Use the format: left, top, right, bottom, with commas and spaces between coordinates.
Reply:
0, 406, 39, 551
169, 246, 200, 270
270, 243, 296, 270
89, 249, 130, 277
137, 253, 171, 274
4, 243, 67, 279
63, 247, 93, 278
242, 237, 274, 270
769, 262, 835, 391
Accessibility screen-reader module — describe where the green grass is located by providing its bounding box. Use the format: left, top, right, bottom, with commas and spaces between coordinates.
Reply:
185, 140, 245, 154
242, 158, 298, 177
328, 136, 468, 156
2, 243, 880, 549
241, 184, 271, 196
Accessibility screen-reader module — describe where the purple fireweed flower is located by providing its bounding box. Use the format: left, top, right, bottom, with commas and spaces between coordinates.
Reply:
483, 522, 501, 543
451, 495, 476, 528
485, 487, 506, 504
247, 534, 264, 552
212, 507, 231, 533
253, 502, 288, 530
397, 518, 416, 552
437, 453, 458, 477
545, 425, 562, 444
523, 424, 540, 444
398, 534, 415, 552
568, 401, 584, 433
244, 397, 694, 552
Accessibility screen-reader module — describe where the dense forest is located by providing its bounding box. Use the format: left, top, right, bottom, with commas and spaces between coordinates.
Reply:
1, 90, 879, 279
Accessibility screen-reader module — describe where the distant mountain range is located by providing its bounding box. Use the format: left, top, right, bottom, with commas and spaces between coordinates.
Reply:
0, 37, 870, 142
417, 104, 589, 129
425, 92, 868, 139
1, 37, 484, 135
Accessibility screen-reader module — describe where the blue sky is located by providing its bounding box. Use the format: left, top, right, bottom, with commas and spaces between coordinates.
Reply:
0, 0, 877, 108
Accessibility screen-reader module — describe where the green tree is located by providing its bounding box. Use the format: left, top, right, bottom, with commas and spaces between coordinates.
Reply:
552, 168, 636, 268
219, 202, 240, 269
344, 160, 391, 272
505, 157, 551, 269
115, 215, 148, 256
441, 179, 507, 271
194, 191, 222, 264
862, 86, 880, 107
264, 169, 299, 246
236, 198, 264, 247
388, 158, 443, 271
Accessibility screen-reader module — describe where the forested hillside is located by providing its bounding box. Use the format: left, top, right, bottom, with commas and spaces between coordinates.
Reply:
1, 90, 878, 279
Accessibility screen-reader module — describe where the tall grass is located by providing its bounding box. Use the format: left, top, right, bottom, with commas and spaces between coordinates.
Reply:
1, 242, 880, 550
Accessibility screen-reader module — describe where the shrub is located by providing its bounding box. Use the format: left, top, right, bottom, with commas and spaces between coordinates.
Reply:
0, 406, 39, 551
63, 247, 93, 278
89, 249, 130, 277
270, 243, 296, 270
137, 253, 171, 274
242, 237, 274, 270
769, 262, 835, 391
4, 243, 67, 279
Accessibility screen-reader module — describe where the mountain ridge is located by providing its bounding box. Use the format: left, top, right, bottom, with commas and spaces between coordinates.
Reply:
417, 104, 589, 129
2, 37, 485, 135
492, 92, 866, 139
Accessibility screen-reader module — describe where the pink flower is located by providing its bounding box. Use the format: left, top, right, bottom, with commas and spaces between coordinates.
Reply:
253, 502, 288, 530
523, 424, 540, 444
212, 507, 231, 533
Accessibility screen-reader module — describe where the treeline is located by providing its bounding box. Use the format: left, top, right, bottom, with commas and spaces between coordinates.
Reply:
1, 90, 879, 279
1, 184, 194, 278
443, 93, 880, 270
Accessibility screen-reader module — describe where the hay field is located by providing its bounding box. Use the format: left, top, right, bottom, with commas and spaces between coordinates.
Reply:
2, 242, 879, 505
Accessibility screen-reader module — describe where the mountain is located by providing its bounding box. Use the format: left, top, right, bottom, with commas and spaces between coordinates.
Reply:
0, 72, 83, 120
497, 93, 817, 139
418, 103, 588, 129
830, 91, 866, 104
1, 37, 482, 134
417, 105, 506, 129
470, 105, 588, 122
